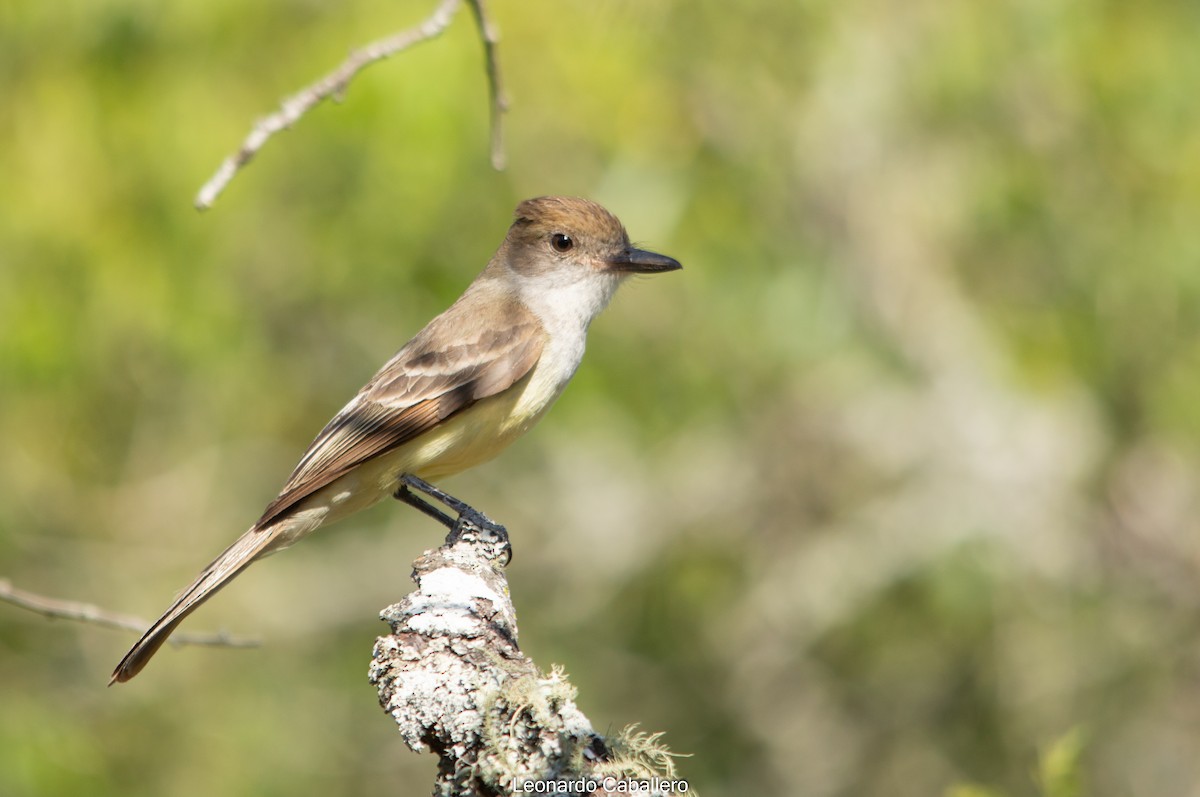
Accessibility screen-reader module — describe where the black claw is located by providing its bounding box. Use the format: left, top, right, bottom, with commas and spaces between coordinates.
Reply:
394, 474, 512, 564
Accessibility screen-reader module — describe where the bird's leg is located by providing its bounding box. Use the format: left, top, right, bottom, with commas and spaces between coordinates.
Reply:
394, 478, 458, 529
394, 474, 511, 559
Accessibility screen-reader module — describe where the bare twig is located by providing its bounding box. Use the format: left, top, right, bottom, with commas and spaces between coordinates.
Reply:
0, 577, 259, 649
196, 0, 507, 209
466, 0, 508, 169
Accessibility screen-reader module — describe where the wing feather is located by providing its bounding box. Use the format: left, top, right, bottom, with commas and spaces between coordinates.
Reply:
254, 295, 545, 528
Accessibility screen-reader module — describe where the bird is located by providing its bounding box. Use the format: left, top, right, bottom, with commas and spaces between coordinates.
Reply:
110, 196, 682, 683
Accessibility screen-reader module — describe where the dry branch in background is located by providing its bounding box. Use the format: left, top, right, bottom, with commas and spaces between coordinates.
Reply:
195, 0, 507, 210
370, 521, 690, 796
0, 577, 259, 650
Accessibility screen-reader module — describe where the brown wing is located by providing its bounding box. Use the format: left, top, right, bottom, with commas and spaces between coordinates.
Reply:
254, 296, 546, 529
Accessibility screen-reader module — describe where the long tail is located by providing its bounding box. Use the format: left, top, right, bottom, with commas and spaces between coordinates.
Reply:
109, 526, 279, 684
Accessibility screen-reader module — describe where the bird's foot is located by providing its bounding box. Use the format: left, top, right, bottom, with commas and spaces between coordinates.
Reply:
394, 474, 511, 563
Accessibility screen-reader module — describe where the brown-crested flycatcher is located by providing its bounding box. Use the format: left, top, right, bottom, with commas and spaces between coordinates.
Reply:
110, 196, 682, 683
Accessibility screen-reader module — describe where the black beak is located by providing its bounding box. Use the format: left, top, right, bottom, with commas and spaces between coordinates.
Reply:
607, 246, 683, 274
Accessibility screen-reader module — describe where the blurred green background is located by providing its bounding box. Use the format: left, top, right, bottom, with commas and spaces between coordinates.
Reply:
3, 0, 1199, 795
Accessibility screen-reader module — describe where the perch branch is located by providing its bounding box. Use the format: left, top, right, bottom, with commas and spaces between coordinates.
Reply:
0, 577, 259, 649
196, 0, 509, 210
370, 518, 690, 796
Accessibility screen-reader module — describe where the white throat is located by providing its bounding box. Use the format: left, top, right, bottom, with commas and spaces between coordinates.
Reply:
513, 270, 623, 340
511, 270, 624, 396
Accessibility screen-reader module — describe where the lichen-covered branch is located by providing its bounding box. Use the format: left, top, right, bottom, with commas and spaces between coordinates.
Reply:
369, 522, 690, 796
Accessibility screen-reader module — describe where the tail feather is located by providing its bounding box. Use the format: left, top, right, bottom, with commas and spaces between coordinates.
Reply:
109, 527, 277, 684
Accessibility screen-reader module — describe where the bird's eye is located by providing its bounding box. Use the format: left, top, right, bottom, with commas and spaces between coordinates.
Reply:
551, 233, 574, 253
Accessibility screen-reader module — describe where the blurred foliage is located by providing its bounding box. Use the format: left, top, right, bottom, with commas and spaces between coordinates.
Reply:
2, 0, 1199, 795
1038, 727, 1087, 797
948, 726, 1087, 797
